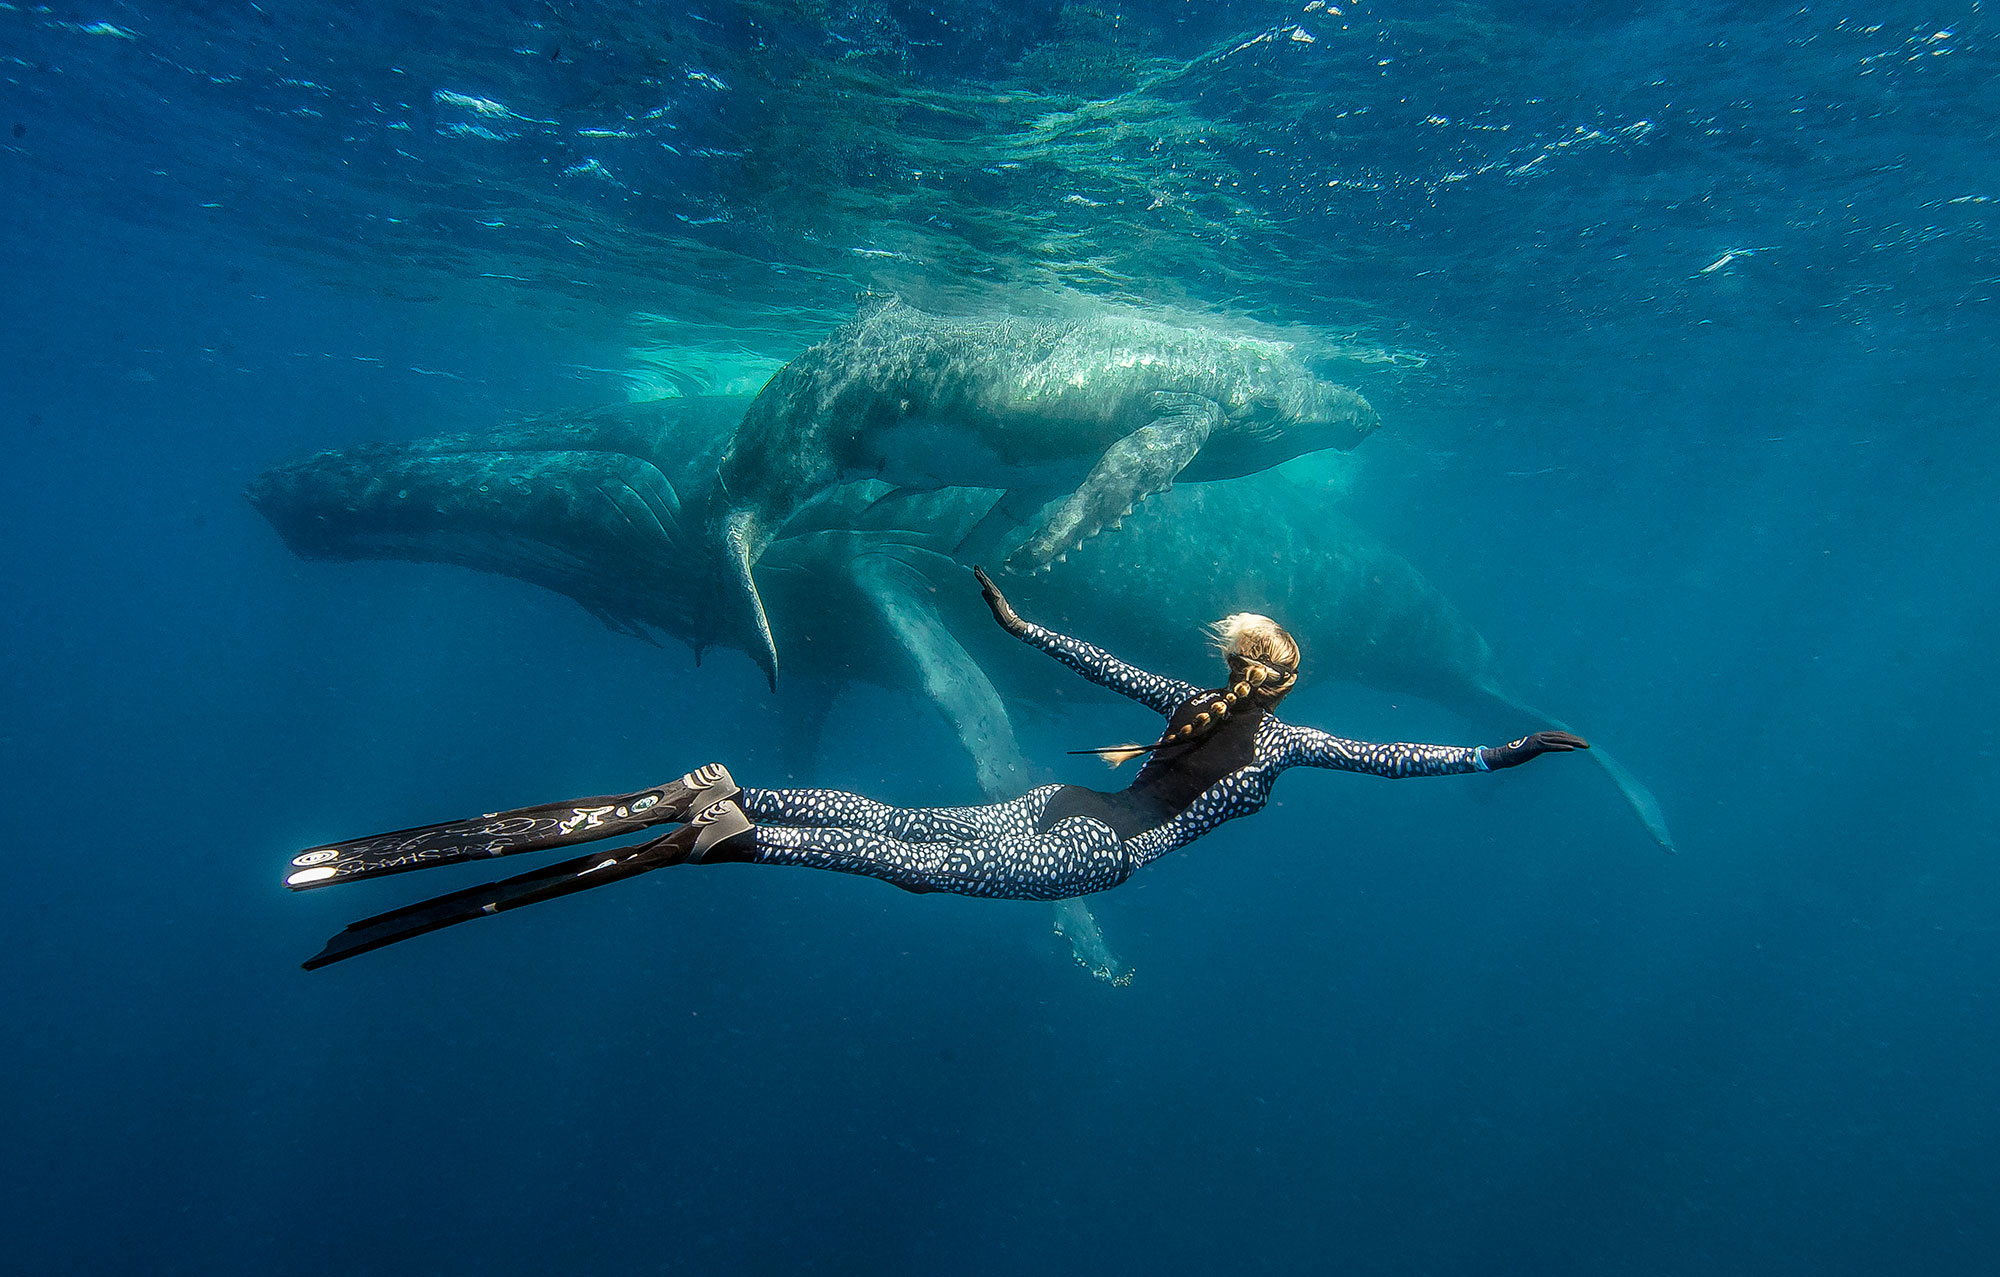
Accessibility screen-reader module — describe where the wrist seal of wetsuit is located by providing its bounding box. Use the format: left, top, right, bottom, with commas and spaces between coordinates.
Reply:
1481, 730, 1589, 769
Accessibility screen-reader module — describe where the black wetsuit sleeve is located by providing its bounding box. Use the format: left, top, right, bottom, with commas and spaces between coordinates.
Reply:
1279, 722, 1490, 778
1007, 620, 1200, 715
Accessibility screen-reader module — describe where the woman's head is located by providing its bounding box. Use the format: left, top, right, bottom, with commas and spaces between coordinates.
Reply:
1078, 611, 1300, 767
1211, 612, 1300, 704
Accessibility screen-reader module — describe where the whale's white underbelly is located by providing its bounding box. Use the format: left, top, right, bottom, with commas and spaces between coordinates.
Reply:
861, 416, 1087, 493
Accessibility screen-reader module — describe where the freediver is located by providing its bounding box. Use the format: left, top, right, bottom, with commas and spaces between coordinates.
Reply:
284, 568, 1588, 969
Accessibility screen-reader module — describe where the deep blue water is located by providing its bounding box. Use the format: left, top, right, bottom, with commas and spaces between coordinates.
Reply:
4, 3, 1997, 1273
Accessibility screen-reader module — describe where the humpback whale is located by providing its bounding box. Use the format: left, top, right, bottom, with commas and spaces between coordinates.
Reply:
250, 397, 738, 650
707, 298, 1381, 685
247, 396, 1672, 852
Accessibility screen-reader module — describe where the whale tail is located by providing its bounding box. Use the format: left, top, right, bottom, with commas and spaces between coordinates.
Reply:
722, 507, 781, 690
1475, 684, 1675, 853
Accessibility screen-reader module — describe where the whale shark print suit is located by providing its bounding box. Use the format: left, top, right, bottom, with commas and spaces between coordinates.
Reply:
737, 620, 1495, 900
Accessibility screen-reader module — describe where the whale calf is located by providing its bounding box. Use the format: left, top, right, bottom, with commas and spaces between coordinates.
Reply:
706, 298, 1381, 685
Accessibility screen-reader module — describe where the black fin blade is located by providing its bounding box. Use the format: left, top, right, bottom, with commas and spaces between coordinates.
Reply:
282, 784, 689, 891
301, 828, 695, 970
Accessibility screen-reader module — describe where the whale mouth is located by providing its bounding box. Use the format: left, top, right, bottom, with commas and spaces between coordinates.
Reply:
1323, 385, 1381, 445
723, 508, 780, 690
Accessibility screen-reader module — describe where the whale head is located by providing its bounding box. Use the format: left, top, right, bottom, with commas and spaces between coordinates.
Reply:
1195, 373, 1381, 479
247, 397, 767, 672
1237, 370, 1379, 442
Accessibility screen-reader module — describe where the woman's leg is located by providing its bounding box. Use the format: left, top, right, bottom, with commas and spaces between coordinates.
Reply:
738, 784, 1054, 842
747, 810, 1131, 901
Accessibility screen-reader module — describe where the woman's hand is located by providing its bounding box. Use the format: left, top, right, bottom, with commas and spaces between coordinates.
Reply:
972, 565, 1026, 633
1480, 730, 1589, 770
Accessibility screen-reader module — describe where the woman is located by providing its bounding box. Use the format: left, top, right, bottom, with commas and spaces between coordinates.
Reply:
286, 568, 1585, 968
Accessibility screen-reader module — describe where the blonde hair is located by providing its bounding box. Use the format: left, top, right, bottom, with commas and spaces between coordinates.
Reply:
1079, 612, 1302, 767
1209, 612, 1301, 700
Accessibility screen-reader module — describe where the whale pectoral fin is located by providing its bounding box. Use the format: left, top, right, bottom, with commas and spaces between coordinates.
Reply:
719, 507, 780, 689
1052, 898, 1134, 985
1006, 393, 1225, 571
771, 677, 840, 782
952, 488, 1054, 562
849, 551, 1030, 798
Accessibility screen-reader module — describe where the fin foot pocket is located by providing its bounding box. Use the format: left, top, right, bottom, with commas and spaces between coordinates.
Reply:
682, 797, 753, 864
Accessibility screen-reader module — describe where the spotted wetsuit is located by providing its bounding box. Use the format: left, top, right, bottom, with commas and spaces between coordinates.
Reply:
734, 620, 1494, 901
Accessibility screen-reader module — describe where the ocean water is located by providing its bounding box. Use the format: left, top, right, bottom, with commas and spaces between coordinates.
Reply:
3, 3, 1996, 1273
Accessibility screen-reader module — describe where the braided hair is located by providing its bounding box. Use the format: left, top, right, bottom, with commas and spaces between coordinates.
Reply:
1075, 612, 1301, 767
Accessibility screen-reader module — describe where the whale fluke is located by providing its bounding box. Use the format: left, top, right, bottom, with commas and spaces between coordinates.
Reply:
1471, 686, 1675, 852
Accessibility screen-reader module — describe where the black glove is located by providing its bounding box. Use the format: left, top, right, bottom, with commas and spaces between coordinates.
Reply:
972, 565, 1026, 633
1481, 730, 1589, 770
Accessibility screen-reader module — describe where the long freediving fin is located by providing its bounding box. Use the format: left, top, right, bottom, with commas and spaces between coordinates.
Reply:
302, 828, 693, 969
282, 766, 739, 890
300, 801, 753, 969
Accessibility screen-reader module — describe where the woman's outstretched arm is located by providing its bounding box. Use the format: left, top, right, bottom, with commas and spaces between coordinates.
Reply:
973, 567, 1198, 715
1280, 723, 1589, 778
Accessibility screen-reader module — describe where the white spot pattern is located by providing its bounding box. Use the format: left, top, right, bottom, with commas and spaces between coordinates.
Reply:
742, 784, 1129, 900
1009, 619, 1200, 714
